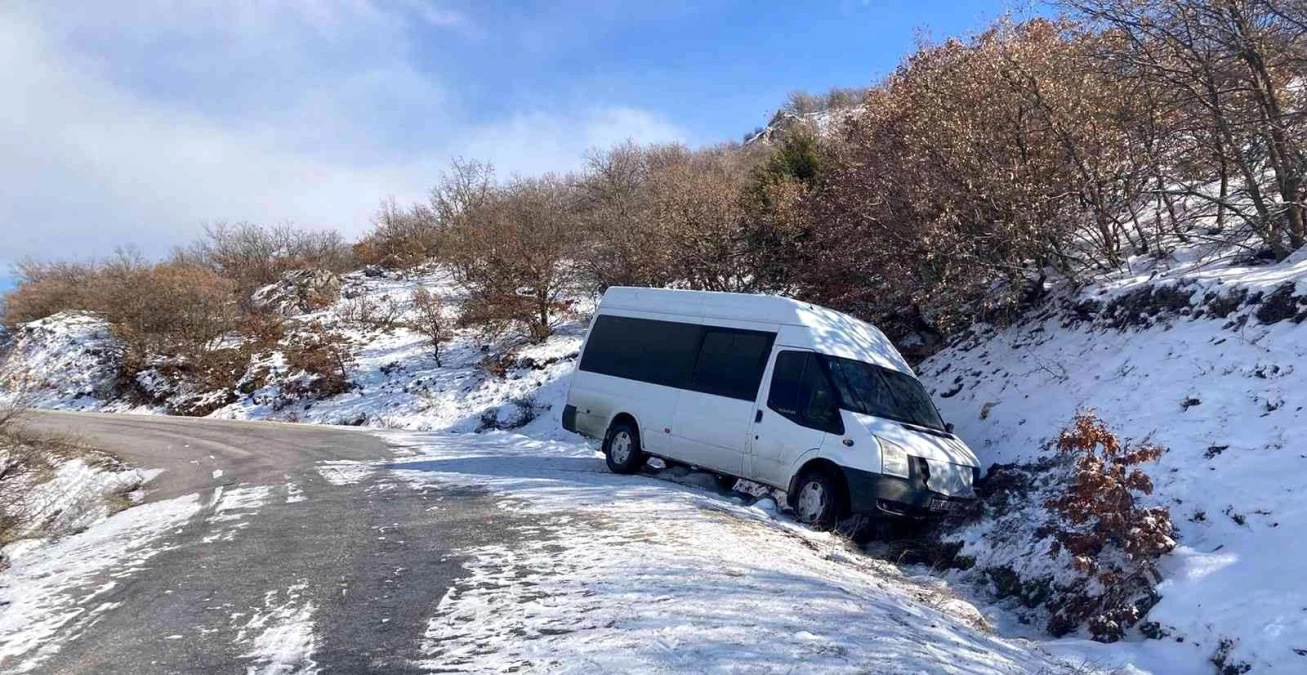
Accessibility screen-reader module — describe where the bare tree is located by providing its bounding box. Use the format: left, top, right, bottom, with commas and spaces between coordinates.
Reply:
407, 288, 450, 366
575, 142, 674, 291
445, 174, 581, 341
1064, 0, 1307, 257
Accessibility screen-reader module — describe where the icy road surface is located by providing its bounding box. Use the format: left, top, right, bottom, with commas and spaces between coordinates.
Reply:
2, 411, 1084, 674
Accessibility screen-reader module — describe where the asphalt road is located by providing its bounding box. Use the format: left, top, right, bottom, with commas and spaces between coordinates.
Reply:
9, 411, 530, 674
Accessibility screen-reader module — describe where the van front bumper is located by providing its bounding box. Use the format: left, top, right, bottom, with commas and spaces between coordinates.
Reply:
844, 463, 976, 519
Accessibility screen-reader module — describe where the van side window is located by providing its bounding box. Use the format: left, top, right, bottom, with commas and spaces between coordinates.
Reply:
766, 351, 844, 434
579, 315, 703, 388
689, 328, 775, 401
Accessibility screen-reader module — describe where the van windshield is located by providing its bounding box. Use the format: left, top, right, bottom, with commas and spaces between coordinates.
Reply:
821, 355, 946, 432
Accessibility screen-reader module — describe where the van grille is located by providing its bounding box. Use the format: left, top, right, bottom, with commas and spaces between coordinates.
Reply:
924, 460, 975, 498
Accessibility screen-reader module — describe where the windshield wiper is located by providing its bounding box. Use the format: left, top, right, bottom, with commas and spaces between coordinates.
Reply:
898, 421, 952, 439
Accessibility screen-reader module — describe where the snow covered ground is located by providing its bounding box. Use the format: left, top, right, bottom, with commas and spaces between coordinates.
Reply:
920, 250, 1307, 673
306, 430, 1082, 674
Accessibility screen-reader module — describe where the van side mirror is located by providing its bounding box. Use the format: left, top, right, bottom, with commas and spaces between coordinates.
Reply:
945, 422, 955, 434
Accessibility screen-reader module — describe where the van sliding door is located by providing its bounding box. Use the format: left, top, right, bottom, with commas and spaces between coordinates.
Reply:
668, 327, 774, 475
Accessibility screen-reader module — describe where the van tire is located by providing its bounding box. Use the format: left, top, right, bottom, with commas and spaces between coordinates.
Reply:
791, 468, 845, 531
603, 420, 646, 474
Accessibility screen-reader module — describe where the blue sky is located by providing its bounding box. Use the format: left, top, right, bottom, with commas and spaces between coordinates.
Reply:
1, 0, 1020, 274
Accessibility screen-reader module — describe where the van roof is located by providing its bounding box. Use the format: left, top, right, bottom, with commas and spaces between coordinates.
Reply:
599, 287, 914, 376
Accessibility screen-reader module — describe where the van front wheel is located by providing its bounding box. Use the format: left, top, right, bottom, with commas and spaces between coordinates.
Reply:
792, 469, 844, 531
603, 421, 646, 474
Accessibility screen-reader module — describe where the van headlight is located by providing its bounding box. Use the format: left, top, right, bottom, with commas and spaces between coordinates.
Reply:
877, 437, 911, 479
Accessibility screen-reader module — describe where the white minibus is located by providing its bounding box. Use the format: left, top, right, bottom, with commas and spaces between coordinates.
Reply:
562, 287, 981, 529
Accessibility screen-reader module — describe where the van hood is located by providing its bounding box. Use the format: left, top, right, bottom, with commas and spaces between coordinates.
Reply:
849, 412, 980, 468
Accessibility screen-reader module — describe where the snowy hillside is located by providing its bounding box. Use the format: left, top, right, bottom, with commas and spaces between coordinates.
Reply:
0, 268, 591, 438
920, 251, 1307, 673
0, 312, 122, 409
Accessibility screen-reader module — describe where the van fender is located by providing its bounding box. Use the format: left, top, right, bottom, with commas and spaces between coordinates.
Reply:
602, 409, 645, 441
783, 447, 840, 495
783, 441, 881, 496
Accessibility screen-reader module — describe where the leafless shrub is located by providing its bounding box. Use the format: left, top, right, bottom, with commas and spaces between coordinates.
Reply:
354, 198, 442, 269
445, 174, 580, 341
356, 159, 495, 269
1064, 0, 1307, 257
338, 294, 405, 331
282, 322, 355, 400
407, 288, 450, 366
0, 390, 27, 436
646, 147, 762, 293
175, 222, 356, 300
111, 263, 240, 364
574, 142, 676, 291
781, 86, 869, 116
3, 259, 102, 327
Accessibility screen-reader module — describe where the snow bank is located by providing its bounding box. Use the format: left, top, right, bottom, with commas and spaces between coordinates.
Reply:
0, 494, 202, 672
5, 456, 157, 540
920, 252, 1307, 672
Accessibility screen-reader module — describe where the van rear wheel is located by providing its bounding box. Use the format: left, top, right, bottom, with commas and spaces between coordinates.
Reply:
603, 420, 646, 474
792, 468, 844, 531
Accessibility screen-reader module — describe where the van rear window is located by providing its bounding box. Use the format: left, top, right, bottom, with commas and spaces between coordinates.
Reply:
579, 315, 702, 388
579, 315, 775, 401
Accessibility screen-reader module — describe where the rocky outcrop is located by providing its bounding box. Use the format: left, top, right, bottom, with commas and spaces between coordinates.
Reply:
250, 269, 342, 316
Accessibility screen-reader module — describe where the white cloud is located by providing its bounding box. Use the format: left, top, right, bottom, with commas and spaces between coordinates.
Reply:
0, 1, 685, 263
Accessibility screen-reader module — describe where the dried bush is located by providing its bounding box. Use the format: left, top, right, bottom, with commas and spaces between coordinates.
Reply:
2, 260, 101, 327
175, 222, 356, 300
445, 174, 580, 341
478, 350, 516, 378
356, 159, 494, 269
795, 19, 1147, 337
1043, 411, 1175, 640
574, 142, 676, 291
282, 322, 355, 400
0, 393, 27, 441
1065, 0, 1307, 257
4, 253, 241, 392
355, 198, 442, 269
338, 294, 405, 331
407, 288, 450, 366
109, 263, 240, 363
646, 147, 762, 292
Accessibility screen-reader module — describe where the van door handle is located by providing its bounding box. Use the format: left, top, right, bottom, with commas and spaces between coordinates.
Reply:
754, 410, 763, 423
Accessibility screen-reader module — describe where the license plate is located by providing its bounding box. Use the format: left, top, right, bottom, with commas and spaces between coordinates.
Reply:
929, 498, 957, 512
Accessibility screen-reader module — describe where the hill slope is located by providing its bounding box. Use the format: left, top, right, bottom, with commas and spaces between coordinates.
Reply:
920, 250, 1307, 672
